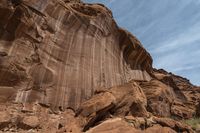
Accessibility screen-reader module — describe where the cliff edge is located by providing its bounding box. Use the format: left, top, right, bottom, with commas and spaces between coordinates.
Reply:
0, 0, 199, 132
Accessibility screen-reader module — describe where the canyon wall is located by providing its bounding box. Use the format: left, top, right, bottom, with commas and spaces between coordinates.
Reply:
0, 1, 200, 132
0, 0, 152, 110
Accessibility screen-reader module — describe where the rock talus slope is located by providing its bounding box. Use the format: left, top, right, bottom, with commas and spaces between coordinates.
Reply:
0, 0, 199, 133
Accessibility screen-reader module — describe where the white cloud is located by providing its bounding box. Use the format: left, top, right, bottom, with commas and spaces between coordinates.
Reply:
151, 22, 200, 54
83, 0, 200, 85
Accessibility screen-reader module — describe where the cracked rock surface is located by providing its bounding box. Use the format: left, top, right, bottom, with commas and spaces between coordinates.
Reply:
0, 0, 199, 133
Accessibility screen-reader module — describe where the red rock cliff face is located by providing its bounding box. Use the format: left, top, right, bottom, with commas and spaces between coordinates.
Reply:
0, 1, 200, 133
0, 0, 152, 109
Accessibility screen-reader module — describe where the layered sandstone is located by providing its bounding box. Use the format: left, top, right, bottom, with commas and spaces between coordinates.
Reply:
0, 0, 199, 133
0, 0, 152, 110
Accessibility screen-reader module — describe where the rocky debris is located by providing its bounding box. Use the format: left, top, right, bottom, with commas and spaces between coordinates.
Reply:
58, 110, 82, 133
77, 92, 116, 118
138, 79, 197, 119
171, 101, 195, 119
77, 82, 148, 131
0, 99, 196, 133
0, 0, 199, 133
0, 103, 82, 133
139, 79, 174, 117
153, 69, 200, 119
124, 115, 156, 129
85, 117, 187, 133
153, 117, 194, 133
77, 88, 194, 133
106, 82, 148, 117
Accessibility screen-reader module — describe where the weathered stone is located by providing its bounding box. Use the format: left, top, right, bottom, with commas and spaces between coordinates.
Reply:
109, 82, 148, 117
77, 82, 148, 131
124, 116, 156, 129
153, 117, 194, 133
0, 0, 199, 133
153, 69, 200, 119
0, 0, 152, 111
0, 112, 11, 130
86, 118, 142, 133
78, 92, 116, 117
21, 116, 39, 129
139, 79, 174, 117
145, 124, 176, 133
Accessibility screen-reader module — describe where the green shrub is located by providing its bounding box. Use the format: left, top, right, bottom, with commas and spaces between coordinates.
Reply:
184, 118, 200, 130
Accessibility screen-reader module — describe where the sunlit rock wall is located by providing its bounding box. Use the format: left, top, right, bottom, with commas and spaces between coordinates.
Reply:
0, 0, 152, 109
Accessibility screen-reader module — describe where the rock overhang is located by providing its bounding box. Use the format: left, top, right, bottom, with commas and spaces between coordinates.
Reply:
0, 0, 152, 110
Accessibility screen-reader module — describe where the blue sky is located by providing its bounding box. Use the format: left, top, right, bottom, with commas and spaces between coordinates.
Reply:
84, 0, 200, 85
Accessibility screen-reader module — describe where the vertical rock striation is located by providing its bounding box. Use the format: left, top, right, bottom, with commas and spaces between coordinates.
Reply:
0, 1, 200, 132
0, 0, 152, 109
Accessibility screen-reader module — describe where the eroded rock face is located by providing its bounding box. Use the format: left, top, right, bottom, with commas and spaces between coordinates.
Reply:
0, 0, 199, 133
152, 69, 200, 119
139, 79, 175, 117
0, 0, 152, 110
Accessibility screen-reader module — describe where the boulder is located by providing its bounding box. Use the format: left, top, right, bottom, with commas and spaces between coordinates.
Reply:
77, 82, 148, 131
86, 118, 142, 133
145, 125, 176, 133
153, 117, 194, 133
0, 112, 11, 130
21, 116, 40, 129
108, 82, 148, 117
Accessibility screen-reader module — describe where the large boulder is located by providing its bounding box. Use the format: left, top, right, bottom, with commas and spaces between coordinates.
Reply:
86, 117, 180, 133
0, 112, 11, 130
77, 82, 148, 131
20, 116, 40, 129
144, 125, 176, 133
86, 118, 142, 133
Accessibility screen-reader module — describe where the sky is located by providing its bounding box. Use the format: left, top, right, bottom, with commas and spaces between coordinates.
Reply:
84, 0, 200, 85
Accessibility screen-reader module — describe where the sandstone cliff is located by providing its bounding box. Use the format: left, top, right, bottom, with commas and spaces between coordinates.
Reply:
0, 0, 199, 133
0, 0, 152, 110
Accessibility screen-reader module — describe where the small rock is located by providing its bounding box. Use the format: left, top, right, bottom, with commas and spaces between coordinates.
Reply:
22, 116, 39, 129
0, 112, 11, 123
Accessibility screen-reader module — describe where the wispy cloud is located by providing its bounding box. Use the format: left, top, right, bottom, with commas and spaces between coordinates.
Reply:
85, 0, 200, 85
151, 22, 200, 54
